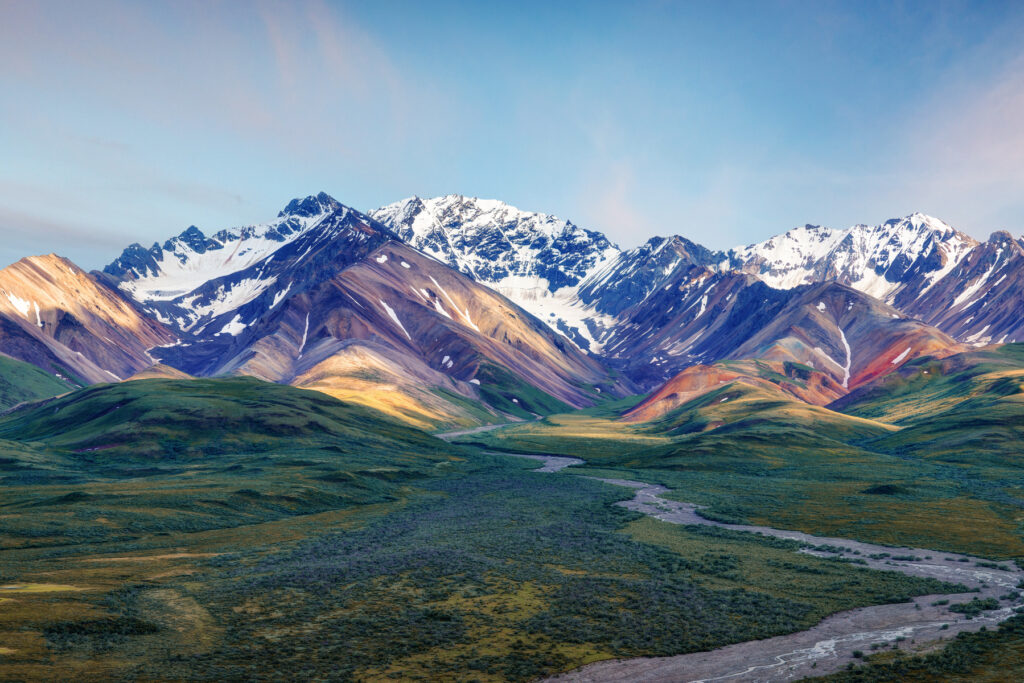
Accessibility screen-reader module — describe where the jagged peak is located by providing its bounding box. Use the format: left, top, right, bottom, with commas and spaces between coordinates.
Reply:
278, 191, 341, 218
179, 225, 206, 238
372, 193, 599, 246
880, 212, 960, 236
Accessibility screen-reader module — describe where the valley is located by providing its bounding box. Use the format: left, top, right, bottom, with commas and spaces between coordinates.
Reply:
9, 4, 1024, 679
1, 194, 1023, 681
487, 456, 1023, 682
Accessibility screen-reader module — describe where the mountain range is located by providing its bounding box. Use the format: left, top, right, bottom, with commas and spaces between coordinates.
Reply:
1, 191, 1019, 428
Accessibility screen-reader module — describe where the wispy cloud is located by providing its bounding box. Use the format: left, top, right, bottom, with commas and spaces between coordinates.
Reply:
0, 206, 133, 254
876, 50, 1024, 234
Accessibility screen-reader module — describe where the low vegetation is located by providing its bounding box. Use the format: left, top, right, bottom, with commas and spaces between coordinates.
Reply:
3, 346, 1024, 680
463, 347, 1024, 559
818, 613, 1024, 682
0, 354, 79, 410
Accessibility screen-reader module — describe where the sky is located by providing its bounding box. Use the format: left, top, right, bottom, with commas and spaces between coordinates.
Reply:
2, 0, 1024, 270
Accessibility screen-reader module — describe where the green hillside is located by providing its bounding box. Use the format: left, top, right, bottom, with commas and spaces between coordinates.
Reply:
0, 354, 78, 410
831, 344, 1024, 425
462, 369, 1024, 559
0, 377, 463, 548
829, 344, 1024, 465
0, 376, 450, 461
0, 379, 960, 682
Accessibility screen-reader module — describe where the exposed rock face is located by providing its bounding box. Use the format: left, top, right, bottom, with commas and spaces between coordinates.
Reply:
373, 203, 1019, 358
4, 192, 1019, 428
575, 235, 720, 317
372, 195, 618, 294
98, 195, 631, 427
725, 214, 1024, 346
0, 254, 175, 383
896, 231, 1024, 346
726, 213, 979, 299
600, 267, 961, 391
372, 197, 733, 353
372, 195, 623, 351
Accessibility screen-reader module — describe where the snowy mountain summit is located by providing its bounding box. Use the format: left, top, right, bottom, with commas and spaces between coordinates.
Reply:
371, 195, 621, 349
371, 195, 619, 294
101, 193, 381, 333
99, 193, 1021, 366
727, 212, 977, 299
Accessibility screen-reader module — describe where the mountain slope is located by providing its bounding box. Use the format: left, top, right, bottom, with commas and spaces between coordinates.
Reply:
371, 197, 731, 353
195, 240, 623, 424
101, 194, 630, 428
599, 260, 962, 389
896, 231, 1024, 346
728, 213, 978, 300
575, 235, 720, 317
101, 192, 379, 336
0, 254, 176, 383
822, 344, 1024, 467
371, 195, 623, 350
727, 214, 1024, 346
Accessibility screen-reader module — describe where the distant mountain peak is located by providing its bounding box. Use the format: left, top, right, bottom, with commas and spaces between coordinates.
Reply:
279, 191, 341, 218
371, 195, 617, 287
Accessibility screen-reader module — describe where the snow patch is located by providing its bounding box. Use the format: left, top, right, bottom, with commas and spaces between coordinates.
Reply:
298, 312, 310, 356
5, 292, 30, 317
270, 284, 292, 309
378, 299, 412, 340
890, 347, 912, 365
218, 314, 247, 336
838, 327, 852, 389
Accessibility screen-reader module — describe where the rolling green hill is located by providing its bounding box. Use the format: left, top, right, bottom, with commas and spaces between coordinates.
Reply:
831, 343, 1024, 425
0, 377, 464, 549
0, 376, 451, 462
0, 353, 78, 410
461, 365, 1024, 559
829, 344, 1024, 466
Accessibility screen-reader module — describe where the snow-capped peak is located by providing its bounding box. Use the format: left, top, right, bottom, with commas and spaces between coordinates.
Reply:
728, 213, 978, 298
373, 194, 595, 246
107, 195, 343, 304
371, 195, 621, 351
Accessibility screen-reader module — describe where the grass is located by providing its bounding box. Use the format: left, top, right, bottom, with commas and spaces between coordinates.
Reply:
0, 376, 453, 461
474, 362, 574, 419
67, 457, 952, 682
0, 354, 79, 410
3, 349, 1024, 680
465, 351, 1024, 559
0, 379, 962, 681
455, 411, 670, 459
0, 377, 466, 552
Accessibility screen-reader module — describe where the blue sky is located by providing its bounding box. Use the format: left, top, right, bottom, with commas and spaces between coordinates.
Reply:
2, 0, 1024, 269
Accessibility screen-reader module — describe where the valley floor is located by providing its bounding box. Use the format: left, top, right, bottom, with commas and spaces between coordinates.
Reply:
500, 456, 1022, 681
2, 413, 1023, 681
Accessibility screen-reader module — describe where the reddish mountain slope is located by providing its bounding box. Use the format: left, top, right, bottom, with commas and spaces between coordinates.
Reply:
0, 255, 175, 383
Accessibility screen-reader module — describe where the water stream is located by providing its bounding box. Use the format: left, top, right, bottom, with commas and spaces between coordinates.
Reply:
504, 453, 1023, 682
